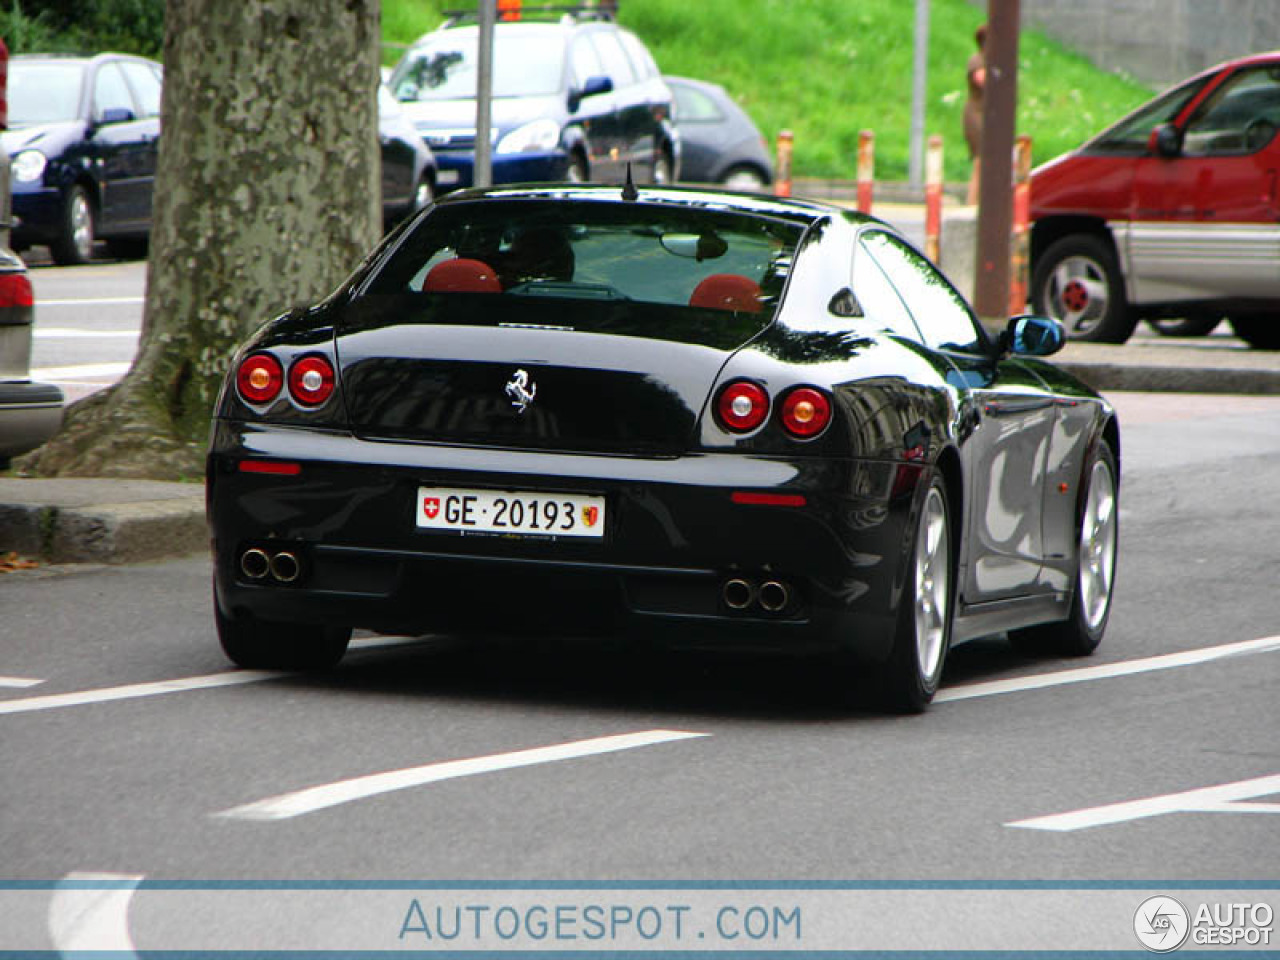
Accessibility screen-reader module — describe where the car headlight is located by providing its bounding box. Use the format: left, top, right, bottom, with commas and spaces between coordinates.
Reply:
496, 119, 560, 155
11, 150, 48, 183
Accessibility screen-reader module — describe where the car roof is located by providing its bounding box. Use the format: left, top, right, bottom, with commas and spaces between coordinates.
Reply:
433, 182, 875, 228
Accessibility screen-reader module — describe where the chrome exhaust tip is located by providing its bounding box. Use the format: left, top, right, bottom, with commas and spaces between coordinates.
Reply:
723, 578, 755, 611
759, 580, 790, 613
269, 550, 301, 584
240, 548, 270, 580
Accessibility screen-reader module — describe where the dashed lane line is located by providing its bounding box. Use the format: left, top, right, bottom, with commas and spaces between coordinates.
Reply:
215, 729, 712, 821
0, 675, 44, 689
936, 635, 1280, 703
0, 670, 282, 716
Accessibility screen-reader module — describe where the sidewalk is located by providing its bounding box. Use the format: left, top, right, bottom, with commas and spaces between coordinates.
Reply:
1, 341, 1277, 565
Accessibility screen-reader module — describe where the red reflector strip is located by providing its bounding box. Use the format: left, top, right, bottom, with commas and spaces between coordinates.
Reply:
731, 492, 807, 507
238, 460, 302, 476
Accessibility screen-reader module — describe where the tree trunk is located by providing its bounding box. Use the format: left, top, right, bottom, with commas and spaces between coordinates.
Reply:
25, 0, 381, 479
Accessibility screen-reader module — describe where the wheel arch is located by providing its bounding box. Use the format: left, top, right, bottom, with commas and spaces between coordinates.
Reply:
1030, 215, 1116, 268
932, 443, 965, 580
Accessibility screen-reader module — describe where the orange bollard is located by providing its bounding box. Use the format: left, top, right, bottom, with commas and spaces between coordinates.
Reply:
1009, 135, 1032, 314
775, 130, 794, 198
856, 130, 875, 214
924, 134, 944, 264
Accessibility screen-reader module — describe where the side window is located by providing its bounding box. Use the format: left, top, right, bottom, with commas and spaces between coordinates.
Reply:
852, 235, 923, 341
120, 61, 161, 118
570, 35, 604, 88
1092, 76, 1207, 154
93, 63, 135, 121
589, 31, 637, 89
673, 83, 722, 124
618, 31, 657, 81
1182, 66, 1280, 155
861, 231, 985, 354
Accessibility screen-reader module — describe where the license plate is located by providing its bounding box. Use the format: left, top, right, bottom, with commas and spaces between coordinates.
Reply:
416, 486, 606, 538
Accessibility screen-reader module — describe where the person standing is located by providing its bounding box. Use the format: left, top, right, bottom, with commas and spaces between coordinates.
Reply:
964, 23, 988, 205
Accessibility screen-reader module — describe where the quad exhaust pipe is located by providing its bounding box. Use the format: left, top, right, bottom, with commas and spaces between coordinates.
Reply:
721, 577, 792, 615
240, 547, 303, 584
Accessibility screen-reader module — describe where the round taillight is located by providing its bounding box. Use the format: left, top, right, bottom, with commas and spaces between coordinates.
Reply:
780, 386, 832, 438
236, 353, 284, 405
716, 380, 770, 433
288, 355, 336, 407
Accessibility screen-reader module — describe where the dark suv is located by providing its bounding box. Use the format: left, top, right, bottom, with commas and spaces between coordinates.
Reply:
388, 6, 679, 191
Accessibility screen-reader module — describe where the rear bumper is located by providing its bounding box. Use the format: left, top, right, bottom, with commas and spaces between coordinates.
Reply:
10, 188, 63, 247
0, 381, 64, 462
207, 420, 922, 657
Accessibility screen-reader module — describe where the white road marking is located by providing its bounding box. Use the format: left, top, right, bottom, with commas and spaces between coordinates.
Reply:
1008, 773, 1280, 832
48, 872, 143, 956
33, 327, 140, 338
937, 635, 1280, 703
0, 675, 44, 688
217, 729, 711, 821
31, 362, 131, 379
37, 297, 146, 306
0, 670, 282, 716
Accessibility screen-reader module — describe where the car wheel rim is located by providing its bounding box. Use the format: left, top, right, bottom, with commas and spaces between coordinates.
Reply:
723, 169, 767, 191
413, 179, 433, 211
914, 487, 950, 682
1046, 255, 1108, 337
653, 154, 671, 185
1078, 458, 1117, 632
70, 193, 93, 260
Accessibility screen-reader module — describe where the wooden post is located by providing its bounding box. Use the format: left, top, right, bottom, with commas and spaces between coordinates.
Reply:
1009, 135, 1032, 314
856, 130, 875, 214
924, 134, 944, 263
775, 129, 794, 198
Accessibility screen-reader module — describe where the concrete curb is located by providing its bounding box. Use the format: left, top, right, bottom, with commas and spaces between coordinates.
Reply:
0, 478, 206, 565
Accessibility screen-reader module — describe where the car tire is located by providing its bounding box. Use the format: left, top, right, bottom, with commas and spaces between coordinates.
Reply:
720, 165, 770, 191
1032, 234, 1137, 343
410, 175, 434, 215
652, 148, 674, 185
1010, 439, 1118, 657
877, 476, 953, 713
50, 185, 96, 266
215, 590, 351, 671
1147, 316, 1221, 337
567, 151, 589, 183
1228, 315, 1280, 350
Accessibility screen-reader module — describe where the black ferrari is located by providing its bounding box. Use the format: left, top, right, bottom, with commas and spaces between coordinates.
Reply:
206, 184, 1119, 711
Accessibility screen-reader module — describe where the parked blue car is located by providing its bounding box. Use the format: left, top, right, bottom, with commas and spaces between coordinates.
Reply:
5, 53, 438, 265
387, 7, 679, 191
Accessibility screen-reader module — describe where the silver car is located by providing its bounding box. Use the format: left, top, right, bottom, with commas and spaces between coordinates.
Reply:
0, 247, 63, 467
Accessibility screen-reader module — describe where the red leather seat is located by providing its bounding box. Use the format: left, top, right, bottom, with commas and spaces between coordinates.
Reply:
689, 273, 761, 313
422, 258, 501, 293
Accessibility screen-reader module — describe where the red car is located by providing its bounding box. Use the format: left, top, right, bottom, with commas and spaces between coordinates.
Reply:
1030, 51, 1280, 348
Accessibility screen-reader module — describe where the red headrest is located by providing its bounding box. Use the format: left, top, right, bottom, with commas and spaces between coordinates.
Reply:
689, 273, 761, 313
423, 258, 501, 293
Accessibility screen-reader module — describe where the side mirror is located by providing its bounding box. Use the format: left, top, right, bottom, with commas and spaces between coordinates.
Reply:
570, 74, 614, 111
1001, 314, 1064, 357
1149, 122, 1182, 158
98, 106, 136, 126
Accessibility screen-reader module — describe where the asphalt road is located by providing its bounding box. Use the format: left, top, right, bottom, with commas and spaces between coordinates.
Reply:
2, 387, 1279, 951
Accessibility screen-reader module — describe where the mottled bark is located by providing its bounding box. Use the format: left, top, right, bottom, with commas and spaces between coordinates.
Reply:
26, 0, 381, 479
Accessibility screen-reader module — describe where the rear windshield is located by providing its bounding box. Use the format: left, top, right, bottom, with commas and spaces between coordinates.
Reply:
363, 198, 803, 323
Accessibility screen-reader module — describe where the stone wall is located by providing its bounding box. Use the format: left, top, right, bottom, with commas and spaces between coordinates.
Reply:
1001, 0, 1280, 88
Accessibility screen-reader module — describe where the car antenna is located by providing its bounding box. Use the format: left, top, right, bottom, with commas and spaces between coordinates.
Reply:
621, 163, 638, 202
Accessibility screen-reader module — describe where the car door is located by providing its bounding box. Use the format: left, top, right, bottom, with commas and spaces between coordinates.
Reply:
117, 59, 163, 229
589, 30, 649, 177
1130, 62, 1280, 303
568, 32, 620, 181
860, 230, 1057, 604
89, 60, 156, 233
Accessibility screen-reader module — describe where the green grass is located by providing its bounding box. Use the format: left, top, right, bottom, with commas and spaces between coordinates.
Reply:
384, 0, 1157, 182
